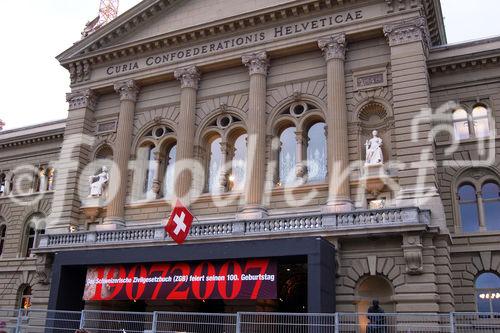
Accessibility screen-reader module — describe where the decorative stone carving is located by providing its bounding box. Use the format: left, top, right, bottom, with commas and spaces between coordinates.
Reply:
35, 254, 53, 285
317, 34, 346, 61
88, 166, 109, 197
242, 51, 269, 76
383, 17, 430, 50
402, 233, 424, 275
114, 80, 140, 101
83, 60, 91, 81
365, 130, 383, 165
69, 63, 76, 84
66, 89, 97, 111
174, 66, 201, 89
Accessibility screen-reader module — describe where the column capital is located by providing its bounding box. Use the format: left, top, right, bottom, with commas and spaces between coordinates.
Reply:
66, 89, 97, 111
383, 16, 430, 49
318, 34, 346, 61
114, 80, 139, 102
174, 66, 201, 89
242, 51, 269, 76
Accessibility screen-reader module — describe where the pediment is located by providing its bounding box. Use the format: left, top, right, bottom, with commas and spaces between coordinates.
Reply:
57, 0, 295, 63
118, 0, 295, 46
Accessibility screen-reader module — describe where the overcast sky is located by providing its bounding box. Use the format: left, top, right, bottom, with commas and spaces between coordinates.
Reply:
1, 0, 499, 130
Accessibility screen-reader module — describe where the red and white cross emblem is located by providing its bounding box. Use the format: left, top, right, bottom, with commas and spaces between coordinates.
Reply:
165, 199, 194, 244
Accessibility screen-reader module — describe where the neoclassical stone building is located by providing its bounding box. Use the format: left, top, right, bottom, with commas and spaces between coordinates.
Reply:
1, 0, 500, 317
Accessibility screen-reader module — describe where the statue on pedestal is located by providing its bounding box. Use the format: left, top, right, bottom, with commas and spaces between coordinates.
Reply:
38, 167, 48, 192
88, 166, 109, 197
365, 130, 383, 165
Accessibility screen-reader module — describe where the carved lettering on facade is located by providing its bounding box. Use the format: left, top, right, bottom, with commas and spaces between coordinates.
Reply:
101, 9, 366, 78
352, 66, 388, 91
96, 120, 118, 134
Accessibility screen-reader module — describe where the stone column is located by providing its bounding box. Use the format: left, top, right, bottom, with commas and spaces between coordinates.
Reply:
149, 149, 163, 200
295, 130, 307, 182
384, 17, 444, 314
173, 66, 200, 203
240, 51, 269, 219
383, 17, 446, 228
46, 90, 97, 233
218, 141, 234, 193
476, 189, 487, 231
104, 80, 139, 228
318, 34, 352, 212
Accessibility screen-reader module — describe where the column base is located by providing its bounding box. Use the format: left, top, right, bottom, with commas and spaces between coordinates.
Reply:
322, 199, 353, 213
99, 217, 126, 230
237, 205, 268, 220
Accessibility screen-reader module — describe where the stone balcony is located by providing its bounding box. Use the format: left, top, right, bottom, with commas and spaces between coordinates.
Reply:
35, 206, 431, 252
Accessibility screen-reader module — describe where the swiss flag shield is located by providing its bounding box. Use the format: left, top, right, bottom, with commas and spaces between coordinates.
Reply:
165, 199, 194, 244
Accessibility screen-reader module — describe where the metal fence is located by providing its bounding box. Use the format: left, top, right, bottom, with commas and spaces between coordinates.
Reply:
1, 309, 500, 333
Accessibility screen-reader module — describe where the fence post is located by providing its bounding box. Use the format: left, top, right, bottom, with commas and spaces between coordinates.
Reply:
79, 310, 86, 329
334, 313, 339, 333
449, 312, 455, 333
236, 312, 241, 333
152, 311, 158, 333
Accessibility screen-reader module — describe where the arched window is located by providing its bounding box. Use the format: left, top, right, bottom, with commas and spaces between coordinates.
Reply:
306, 122, 327, 182
18, 285, 32, 310
452, 108, 469, 140
475, 272, 500, 313
23, 214, 45, 257
452, 104, 491, 140
481, 182, 500, 231
207, 137, 222, 194
472, 105, 490, 138
200, 112, 247, 194
278, 127, 297, 186
273, 101, 327, 187
0, 224, 6, 256
163, 144, 177, 197
458, 184, 480, 232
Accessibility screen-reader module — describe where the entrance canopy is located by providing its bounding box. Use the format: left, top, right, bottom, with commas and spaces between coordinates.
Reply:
48, 237, 336, 313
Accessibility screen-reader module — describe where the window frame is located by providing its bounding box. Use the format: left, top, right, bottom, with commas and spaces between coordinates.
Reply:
475, 272, 500, 313
452, 102, 492, 141
455, 173, 500, 234
272, 103, 327, 187
0, 224, 6, 257
21, 214, 45, 258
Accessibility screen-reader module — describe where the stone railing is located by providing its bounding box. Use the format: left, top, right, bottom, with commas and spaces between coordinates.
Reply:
37, 207, 430, 250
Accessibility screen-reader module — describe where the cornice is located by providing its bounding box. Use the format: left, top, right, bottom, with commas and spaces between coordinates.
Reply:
0, 132, 64, 149
427, 39, 500, 74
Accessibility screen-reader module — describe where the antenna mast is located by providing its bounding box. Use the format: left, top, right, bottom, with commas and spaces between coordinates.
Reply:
81, 0, 119, 38
97, 0, 120, 27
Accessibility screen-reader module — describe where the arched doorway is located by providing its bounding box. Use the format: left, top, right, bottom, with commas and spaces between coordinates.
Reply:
356, 276, 395, 333
17, 284, 32, 310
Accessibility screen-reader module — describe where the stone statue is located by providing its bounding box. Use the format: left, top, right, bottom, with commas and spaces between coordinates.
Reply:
365, 130, 383, 165
88, 166, 109, 197
47, 168, 55, 190
38, 167, 48, 192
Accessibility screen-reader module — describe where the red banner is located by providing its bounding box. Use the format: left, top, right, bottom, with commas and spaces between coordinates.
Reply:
83, 258, 277, 301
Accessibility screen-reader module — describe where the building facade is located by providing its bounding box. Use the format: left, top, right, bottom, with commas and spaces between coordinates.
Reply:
1, 0, 500, 317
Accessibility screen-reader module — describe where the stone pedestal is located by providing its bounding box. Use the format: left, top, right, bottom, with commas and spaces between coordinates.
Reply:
362, 163, 387, 196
